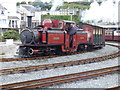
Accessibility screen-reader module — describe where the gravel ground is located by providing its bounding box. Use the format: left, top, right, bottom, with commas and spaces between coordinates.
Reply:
0, 43, 19, 58
0, 45, 118, 70
0, 42, 119, 88
0, 57, 119, 87
105, 42, 120, 46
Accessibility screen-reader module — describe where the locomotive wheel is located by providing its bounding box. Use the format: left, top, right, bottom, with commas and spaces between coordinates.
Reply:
19, 46, 32, 58
55, 46, 62, 55
87, 45, 93, 51
77, 45, 85, 51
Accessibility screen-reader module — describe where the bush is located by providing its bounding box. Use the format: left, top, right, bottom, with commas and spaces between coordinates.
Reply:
41, 15, 80, 23
2, 30, 19, 41
41, 15, 71, 21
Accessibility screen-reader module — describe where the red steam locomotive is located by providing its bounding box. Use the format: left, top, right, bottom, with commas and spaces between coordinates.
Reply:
19, 19, 105, 57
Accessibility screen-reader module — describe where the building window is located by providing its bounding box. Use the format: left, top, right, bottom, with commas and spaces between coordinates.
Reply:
2, 19, 6, 24
15, 20, 18, 28
12, 20, 14, 27
1, 11, 4, 15
9, 20, 11, 27
21, 17, 24, 20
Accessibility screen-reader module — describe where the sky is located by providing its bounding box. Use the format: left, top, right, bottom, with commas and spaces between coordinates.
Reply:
0, 0, 82, 14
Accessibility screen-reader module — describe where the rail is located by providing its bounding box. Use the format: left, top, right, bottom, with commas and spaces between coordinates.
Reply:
0, 65, 119, 89
0, 48, 119, 75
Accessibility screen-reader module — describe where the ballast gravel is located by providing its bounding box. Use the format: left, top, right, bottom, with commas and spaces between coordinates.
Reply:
0, 44, 19, 58
0, 57, 119, 88
106, 42, 120, 46
0, 45, 119, 70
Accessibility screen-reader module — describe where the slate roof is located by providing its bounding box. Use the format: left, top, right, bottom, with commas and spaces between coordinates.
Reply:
8, 16, 19, 20
21, 5, 40, 12
0, 4, 7, 10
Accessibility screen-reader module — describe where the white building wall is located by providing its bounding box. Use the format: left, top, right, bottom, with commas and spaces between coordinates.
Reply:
0, 15, 8, 28
32, 12, 41, 22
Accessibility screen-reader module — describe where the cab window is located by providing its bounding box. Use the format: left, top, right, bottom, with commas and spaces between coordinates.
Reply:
59, 22, 63, 29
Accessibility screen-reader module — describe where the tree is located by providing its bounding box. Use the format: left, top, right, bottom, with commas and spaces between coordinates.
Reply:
16, 2, 21, 6
28, 1, 33, 5
16, 1, 27, 6
21, 1, 27, 4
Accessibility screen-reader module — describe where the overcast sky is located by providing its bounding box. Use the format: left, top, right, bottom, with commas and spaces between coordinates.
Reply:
0, 0, 82, 15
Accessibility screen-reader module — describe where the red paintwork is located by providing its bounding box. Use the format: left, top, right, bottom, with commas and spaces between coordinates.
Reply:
105, 34, 119, 41
32, 49, 39, 54
114, 35, 119, 40
40, 19, 89, 52
105, 35, 112, 40
72, 35, 77, 48
42, 33, 47, 43
82, 24, 94, 43
42, 19, 64, 30
64, 33, 70, 48
42, 19, 53, 29
76, 33, 87, 43
47, 33, 64, 44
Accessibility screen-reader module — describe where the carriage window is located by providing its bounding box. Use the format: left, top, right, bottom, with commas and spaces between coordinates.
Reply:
99, 29, 102, 35
93, 28, 95, 34
96, 28, 99, 35
105, 32, 108, 35
98, 29, 100, 35
107, 32, 112, 35
116, 30, 120, 33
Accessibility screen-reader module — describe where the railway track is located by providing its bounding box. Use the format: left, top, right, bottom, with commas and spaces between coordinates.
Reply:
0, 49, 119, 75
0, 65, 119, 89
106, 86, 120, 90
0, 43, 119, 62
106, 44, 120, 48
0, 49, 95, 62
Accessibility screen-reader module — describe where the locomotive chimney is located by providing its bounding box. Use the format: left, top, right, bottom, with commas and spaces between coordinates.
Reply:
78, 21, 83, 29
27, 16, 32, 29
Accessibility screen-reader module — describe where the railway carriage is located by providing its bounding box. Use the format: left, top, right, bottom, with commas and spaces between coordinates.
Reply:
102, 25, 120, 41
19, 19, 105, 57
82, 24, 105, 48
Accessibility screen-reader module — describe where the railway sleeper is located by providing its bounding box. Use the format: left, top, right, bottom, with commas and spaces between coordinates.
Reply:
14, 70, 26, 73
0, 71, 11, 75
89, 59, 95, 63
65, 63, 74, 67
43, 66, 54, 70
73, 62, 80, 65
79, 61, 85, 64
34, 67, 45, 71
53, 64, 62, 68
25, 68, 36, 72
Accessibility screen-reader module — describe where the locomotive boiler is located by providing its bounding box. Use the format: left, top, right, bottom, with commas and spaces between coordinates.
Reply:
19, 19, 105, 57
